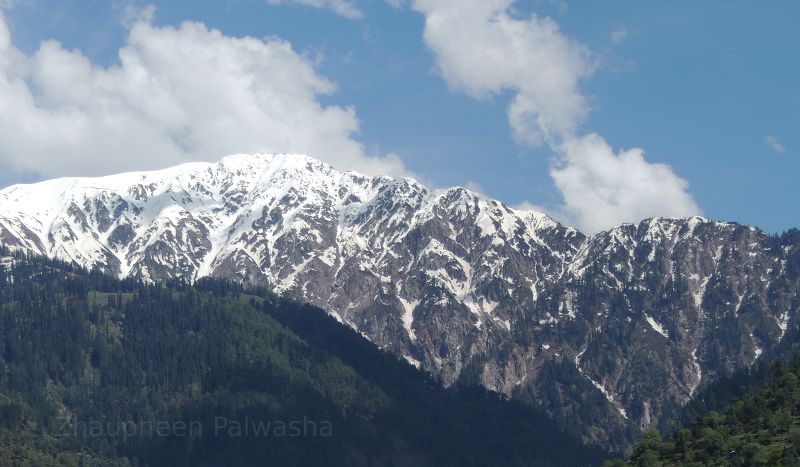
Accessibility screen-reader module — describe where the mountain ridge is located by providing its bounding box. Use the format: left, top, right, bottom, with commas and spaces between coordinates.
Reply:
1, 153, 798, 450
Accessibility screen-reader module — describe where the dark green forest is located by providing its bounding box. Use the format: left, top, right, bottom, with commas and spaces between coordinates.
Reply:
0, 246, 602, 466
605, 357, 800, 466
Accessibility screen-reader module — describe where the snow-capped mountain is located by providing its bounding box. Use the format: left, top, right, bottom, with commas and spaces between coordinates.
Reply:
1, 153, 798, 449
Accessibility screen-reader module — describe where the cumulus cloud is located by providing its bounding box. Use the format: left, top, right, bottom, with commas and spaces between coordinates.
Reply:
409, 0, 701, 232
551, 134, 701, 233
413, 0, 593, 146
264, 0, 363, 19
764, 135, 786, 155
0, 10, 407, 179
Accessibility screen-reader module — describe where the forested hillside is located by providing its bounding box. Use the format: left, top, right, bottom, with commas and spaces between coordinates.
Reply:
0, 246, 602, 466
606, 358, 800, 466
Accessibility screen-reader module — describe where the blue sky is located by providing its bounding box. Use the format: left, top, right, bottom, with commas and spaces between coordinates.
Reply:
0, 0, 797, 233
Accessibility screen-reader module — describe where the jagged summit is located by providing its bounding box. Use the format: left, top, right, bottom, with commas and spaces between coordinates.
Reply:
1, 153, 798, 449
0, 153, 566, 280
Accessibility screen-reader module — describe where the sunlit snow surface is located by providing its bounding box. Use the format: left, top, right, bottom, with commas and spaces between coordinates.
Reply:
0, 152, 567, 311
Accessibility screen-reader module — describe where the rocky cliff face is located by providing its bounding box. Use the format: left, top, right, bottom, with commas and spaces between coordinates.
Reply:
511, 219, 800, 447
1, 154, 798, 449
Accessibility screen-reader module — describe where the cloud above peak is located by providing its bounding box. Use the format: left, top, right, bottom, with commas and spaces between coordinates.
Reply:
409, 0, 701, 233
551, 134, 701, 233
0, 10, 407, 179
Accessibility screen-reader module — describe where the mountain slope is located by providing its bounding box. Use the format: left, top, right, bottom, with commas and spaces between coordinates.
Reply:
1, 154, 799, 449
515, 218, 800, 447
0, 247, 602, 466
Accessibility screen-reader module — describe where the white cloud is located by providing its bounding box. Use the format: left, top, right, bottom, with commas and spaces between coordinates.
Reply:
264, 0, 363, 19
0, 10, 408, 179
610, 27, 628, 44
551, 134, 701, 234
409, 0, 701, 232
413, 0, 593, 146
764, 135, 786, 155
